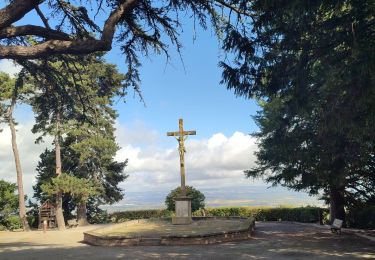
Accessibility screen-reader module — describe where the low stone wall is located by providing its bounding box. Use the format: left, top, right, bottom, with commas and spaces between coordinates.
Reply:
84, 217, 255, 246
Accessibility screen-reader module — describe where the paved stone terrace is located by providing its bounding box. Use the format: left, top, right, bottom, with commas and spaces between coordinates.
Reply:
1, 222, 374, 259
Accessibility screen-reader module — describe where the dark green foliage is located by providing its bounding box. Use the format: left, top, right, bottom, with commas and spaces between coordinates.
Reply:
194, 206, 327, 223
41, 173, 103, 203
220, 0, 375, 220
347, 206, 375, 229
34, 141, 127, 223
109, 206, 327, 224
30, 56, 128, 223
4, 215, 22, 230
165, 186, 205, 212
110, 209, 173, 223
0, 180, 18, 217
26, 215, 38, 229
86, 201, 110, 224
0, 180, 19, 230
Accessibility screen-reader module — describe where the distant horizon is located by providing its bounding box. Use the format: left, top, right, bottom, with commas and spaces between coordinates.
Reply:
0, 11, 319, 210
102, 185, 322, 212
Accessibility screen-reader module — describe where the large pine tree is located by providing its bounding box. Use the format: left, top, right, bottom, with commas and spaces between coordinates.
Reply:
220, 1, 375, 222
30, 55, 128, 227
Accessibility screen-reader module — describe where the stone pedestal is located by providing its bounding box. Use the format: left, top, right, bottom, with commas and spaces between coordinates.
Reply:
172, 196, 192, 225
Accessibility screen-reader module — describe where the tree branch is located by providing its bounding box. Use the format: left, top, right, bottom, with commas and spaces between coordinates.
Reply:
0, 0, 43, 29
213, 0, 251, 16
35, 6, 51, 29
101, 0, 139, 42
0, 25, 71, 40
0, 39, 109, 59
0, 0, 139, 59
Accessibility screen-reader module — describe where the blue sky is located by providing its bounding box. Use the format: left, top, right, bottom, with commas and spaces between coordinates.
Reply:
0, 3, 321, 208
108, 20, 259, 142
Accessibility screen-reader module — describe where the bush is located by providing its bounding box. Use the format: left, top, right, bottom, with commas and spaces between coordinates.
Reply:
347, 206, 375, 229
109, 206, 327, 224
27, 215, 38, 229
193, 206, 326, 223
5, 215, 22, 230
165, 186, 205, 212
0, 180, 20, 230
88, 208, 110, 224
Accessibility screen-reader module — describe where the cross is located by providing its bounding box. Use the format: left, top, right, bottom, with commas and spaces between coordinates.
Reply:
167, 118, 196, 196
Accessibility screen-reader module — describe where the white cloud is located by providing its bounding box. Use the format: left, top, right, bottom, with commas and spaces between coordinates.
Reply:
0, 59, 22, 76
0, 116, 259, 201
116, 127, 259, 193
0, 117, 321, 208
0, 120, 52, 197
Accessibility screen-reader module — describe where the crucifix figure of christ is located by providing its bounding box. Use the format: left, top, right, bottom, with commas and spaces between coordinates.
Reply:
167, 118, 196, 197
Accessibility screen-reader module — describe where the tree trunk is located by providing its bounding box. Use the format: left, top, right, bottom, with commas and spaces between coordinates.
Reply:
329, 187, 346, 225
77, 202, 89, 226
8, 99, 30, 231
7, 96, 30, 231
54, 110, 66, 230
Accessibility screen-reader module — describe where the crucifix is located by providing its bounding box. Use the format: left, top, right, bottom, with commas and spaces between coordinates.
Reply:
167, 118, 196, 197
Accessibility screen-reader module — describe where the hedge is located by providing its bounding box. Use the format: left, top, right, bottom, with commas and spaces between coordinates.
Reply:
347, 206, 375, 229
194, 206, 326, 223
109, 206, 327, 224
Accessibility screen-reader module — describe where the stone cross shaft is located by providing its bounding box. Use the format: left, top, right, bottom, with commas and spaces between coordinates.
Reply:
167, 118, 196, 196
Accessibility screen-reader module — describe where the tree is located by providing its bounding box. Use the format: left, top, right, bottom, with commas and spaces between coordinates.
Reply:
0, 0, 250, 95
0, 1, 248, 59
34, 137, 127, 225
41, 173, 103, 225
220, 1, 375, 223
165, 186, 205, 212
0, 180, 19, 229
31, 56, 128, 226
0, 72, 31, 231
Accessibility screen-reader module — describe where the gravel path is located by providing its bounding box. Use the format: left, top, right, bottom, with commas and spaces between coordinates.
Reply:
0, 222, 374, 259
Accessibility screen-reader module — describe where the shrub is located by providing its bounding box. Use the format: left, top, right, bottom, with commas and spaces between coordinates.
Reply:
347, 206, 375, 229
88, 208, 110, 224
165, 186, 205, 212
193, 206, 326, 223
109, 206, 327, 224
27, 215, 38, 229
5, 215, 22, 230
0, 180, 19, 230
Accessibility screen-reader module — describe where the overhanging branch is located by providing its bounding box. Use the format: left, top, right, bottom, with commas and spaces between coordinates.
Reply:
0, 0, 43, 29
0, 0, 139, 59
0, 25, 71, 40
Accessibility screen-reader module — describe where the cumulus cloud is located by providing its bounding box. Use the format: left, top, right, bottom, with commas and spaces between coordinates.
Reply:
116, 128, 259, 193
0, 59, 22, 76
0, 115, 259, 201
0, 120, 52, 197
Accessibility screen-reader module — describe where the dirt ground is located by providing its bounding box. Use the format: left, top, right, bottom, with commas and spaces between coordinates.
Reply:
0, 222, 374, 259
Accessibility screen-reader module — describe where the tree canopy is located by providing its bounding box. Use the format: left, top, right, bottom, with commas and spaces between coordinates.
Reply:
0, 0, 248, 59
220, 0, 375, 221
31, 56, 128, 224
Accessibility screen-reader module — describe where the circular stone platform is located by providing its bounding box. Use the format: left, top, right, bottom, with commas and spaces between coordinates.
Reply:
84, 217, 255, 246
